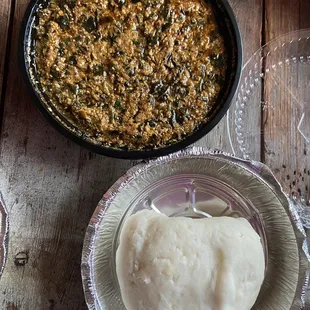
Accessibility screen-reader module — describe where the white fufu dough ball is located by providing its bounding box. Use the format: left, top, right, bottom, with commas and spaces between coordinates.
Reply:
116, 210, 265, 310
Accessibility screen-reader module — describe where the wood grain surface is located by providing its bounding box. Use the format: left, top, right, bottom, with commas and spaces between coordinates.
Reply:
201, 0, 263, 161
0, 0, 12, 111
0, 0, 309, 309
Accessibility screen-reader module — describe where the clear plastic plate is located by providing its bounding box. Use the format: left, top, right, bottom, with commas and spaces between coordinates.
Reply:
227, 29, 310, 229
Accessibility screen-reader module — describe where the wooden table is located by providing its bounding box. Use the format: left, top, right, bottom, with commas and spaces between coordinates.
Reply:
0, 0, 310, 309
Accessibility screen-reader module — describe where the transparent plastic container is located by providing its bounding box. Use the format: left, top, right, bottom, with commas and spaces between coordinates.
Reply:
81, 148, 309, 310
227, 29, 310, 230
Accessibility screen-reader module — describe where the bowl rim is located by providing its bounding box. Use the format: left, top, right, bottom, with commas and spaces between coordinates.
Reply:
19, 0, 243, 159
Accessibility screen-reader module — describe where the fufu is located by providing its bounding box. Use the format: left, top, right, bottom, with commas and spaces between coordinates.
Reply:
116, 210, 265, 310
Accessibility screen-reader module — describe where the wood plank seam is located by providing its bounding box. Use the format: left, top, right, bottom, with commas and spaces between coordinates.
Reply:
0, 0, 16, 134
260, 0, 266, 163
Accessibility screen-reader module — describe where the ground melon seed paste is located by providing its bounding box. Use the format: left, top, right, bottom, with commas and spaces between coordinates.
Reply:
35, 0, 227, 149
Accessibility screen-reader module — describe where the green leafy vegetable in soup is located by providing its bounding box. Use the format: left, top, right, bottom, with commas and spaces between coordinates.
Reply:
35, 0, 227, 149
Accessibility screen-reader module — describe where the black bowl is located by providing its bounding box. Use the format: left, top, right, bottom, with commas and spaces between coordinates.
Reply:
19, 0, 242, 159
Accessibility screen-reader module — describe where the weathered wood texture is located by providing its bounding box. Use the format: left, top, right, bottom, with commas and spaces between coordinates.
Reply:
200, 0, 263, 159
264, 0, 310, 42
0, 1, 12, 107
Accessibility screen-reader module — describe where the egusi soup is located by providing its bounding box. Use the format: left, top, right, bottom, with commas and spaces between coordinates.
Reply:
35, 0, 227, 150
